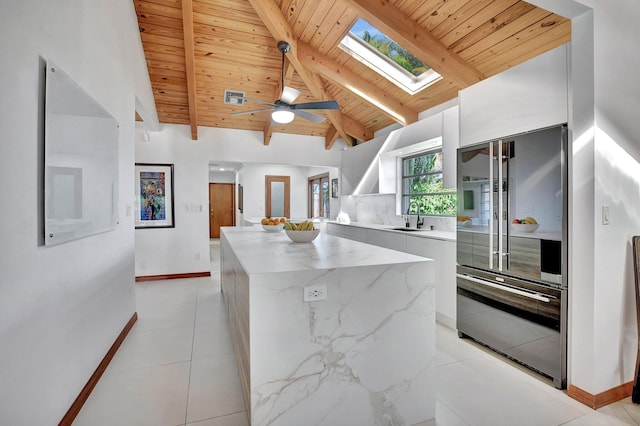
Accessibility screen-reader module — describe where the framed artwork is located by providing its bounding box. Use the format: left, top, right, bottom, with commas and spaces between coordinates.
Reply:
238, 184, 243, 213
331, 178, 339, 198
135, 163, 175, 229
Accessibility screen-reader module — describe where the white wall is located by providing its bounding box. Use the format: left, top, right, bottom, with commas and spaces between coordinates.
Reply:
239, 164, 310, 219
135, 124, 343, 275
0, 1, 153, 424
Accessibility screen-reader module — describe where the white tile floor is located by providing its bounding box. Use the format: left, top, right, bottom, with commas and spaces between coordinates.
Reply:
74, 240, 640, 425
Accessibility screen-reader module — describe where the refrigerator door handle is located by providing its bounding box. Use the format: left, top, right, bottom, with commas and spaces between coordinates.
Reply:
489, 142, 494, 270
456, 273, 552, 303
498, 139, 504, 272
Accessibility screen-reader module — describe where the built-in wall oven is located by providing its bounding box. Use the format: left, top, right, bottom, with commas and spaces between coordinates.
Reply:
456, 125, 567, 389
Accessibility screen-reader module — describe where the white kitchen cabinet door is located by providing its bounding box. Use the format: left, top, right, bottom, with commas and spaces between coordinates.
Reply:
459, 44, 568, 147
367, 229, 406, 252
343, 225, 368, 243
406, 236, 457, 329
326, 223, 345, 237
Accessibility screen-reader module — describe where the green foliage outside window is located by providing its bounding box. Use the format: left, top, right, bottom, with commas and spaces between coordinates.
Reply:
402, 151, 456, 216
361, 31, 428, 77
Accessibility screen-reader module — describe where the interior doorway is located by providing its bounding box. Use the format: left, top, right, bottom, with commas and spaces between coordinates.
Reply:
265, 175, 290, 218
209, 183, 235, 238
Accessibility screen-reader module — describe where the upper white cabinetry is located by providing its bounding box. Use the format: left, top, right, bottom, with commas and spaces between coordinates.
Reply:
341, 103, 460, 196
459, 44, 568, 147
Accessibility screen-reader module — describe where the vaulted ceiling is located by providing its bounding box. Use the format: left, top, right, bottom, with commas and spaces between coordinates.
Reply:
134, 0, 571, 149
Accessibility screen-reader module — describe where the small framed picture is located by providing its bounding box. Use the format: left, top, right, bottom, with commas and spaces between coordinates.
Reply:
331, 178, 339, 198
135, 163, 175, 229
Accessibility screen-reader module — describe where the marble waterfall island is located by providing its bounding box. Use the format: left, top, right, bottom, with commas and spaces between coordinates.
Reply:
220, 226, 436, 425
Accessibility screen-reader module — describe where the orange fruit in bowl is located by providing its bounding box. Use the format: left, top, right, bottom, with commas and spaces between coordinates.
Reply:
279, 217, 286, 223
261, 218, 269, 225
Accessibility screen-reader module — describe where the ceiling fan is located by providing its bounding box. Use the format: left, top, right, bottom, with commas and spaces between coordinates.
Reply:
231, 41, 339, 124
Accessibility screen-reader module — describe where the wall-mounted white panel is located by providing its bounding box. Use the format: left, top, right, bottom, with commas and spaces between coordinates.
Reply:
44, 62, 119, 245
459, 45, 568, 146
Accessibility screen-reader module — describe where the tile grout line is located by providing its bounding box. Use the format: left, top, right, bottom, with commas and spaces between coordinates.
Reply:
182, 282, 200, 426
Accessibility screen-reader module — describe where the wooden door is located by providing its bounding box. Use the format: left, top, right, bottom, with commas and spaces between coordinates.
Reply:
265, 175, 290, 219
209, 183, 235, 238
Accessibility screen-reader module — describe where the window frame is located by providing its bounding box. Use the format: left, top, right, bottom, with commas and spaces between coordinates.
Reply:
308, 173, 330, 219
339, 21, 441, 95
400, 149, 456, 217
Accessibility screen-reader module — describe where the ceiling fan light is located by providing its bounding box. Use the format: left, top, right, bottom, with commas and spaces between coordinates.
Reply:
271, 110, 295, 124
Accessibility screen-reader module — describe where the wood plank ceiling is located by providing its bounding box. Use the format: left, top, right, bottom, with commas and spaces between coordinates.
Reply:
135, 0, 571, 149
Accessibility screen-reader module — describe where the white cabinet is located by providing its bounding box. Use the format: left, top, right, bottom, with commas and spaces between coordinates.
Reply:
367, 229, 406, 252
328, 223, 456, 329
406, 236, 456, 329
459, 44, 568, 146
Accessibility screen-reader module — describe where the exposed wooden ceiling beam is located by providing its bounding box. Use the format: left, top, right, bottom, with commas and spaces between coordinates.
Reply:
325, 126, 340, 150
340, 0, 485, 88
181, 0, 198, 140
343, 116, 373, 142
297, 41, 418, 126
263, 119, 274, 146
247, 0, 356, 147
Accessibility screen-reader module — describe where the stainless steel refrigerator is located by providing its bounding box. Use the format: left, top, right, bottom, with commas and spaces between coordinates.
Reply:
456, 125, 567, 389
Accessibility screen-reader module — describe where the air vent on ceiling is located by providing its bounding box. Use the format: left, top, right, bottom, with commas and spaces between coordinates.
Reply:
224, 90, 245, 105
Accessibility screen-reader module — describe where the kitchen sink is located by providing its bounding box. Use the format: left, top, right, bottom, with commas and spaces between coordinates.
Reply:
390, 227, 424, 232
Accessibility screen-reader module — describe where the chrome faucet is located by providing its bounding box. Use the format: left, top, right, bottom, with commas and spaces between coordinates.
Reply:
407, 201, 425, 229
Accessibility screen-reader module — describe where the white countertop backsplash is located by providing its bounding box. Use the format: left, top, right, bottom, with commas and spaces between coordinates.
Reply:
339, 193, 457, 232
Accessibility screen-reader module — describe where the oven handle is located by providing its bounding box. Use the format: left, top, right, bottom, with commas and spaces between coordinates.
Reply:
456, 273, 552, 303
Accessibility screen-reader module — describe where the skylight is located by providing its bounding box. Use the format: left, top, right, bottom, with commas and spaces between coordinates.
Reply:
340, 19, 441, 95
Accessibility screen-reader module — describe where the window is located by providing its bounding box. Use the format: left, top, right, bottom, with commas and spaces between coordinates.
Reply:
339, 19, 441, 95
308, 174, 329, 218
401, 150, 456, 216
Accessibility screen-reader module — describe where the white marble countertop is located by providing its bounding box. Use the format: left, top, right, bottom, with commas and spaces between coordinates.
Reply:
221, 225, 430, 275
329, 221, 456, 242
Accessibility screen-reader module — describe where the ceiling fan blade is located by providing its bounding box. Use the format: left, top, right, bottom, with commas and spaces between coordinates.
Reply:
291, 100, 339, 110
231, 108, 274, 116
294, 110, 326, 124
242, 97, 276, 107
280, 86, 301, 104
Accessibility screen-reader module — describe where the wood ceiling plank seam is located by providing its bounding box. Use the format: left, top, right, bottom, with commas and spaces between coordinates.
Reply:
410, 0, 447, 25
135, 1, 182, 19
298, 41, 418, 126
297, 0, 336, 43
432, 0, 503, 42
149, 81, 188, 92
193, 0, 259, 15
138, 23, 184, 42
140, 42, 185, 57
448, 1, 538, 55
389, 0, 425, 18
419, 0, 473, 32
182, 0, 199, 140
289, 0, 321, 39
192, 12, 273, 37
146, 59, 188, 72
191, 22, 275, 42
311, 9, 359, 56
340, 0, 484, 87
471, 18, 571, 75
136, 0, 181, 9
141, 32, 186, 49
247, 0, 356, 147
192, 1, 269, 24
147, 67, 187, 79
136, 11, 183, 30
457, 9, 561, 62
144, 50, 186, 65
